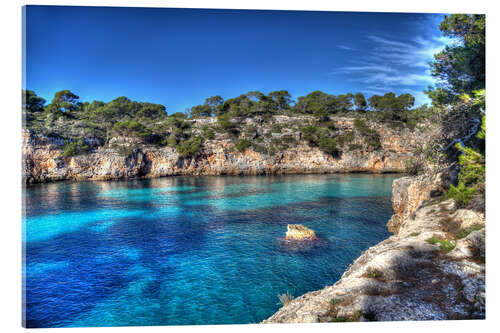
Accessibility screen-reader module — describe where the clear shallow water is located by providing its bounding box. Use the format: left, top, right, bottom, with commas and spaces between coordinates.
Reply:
23, 174, 395, 327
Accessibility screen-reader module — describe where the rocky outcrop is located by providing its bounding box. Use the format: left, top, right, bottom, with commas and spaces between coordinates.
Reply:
387, 172, 451, 234
285, 224, 317, 241
23, 116, 427, 184
263, 176, 485, 323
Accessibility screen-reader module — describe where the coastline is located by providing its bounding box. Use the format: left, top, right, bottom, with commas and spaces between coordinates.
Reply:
263, 172, 485, 322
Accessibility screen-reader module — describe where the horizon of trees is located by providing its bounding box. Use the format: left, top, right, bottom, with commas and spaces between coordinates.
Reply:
23, 88, 420, 124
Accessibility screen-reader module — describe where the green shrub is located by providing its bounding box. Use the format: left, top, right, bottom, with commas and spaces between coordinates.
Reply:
330, 298, 344, 305
324, 120, 337, 130
354, 118, 369, 132
62, 141, 78, 157
348, 144, 362, 151
235, 139, 252, 152
281, 135, 297, 146
176, 136, 203, 158
363, 268, 383, 279
217, 114, 239, 137
201, 126, 215, 140
339, 131, 355, 145
353, 119, 381, 150
318, 137, 338, 155
61, 139, 91, 157
427, 236, 456, 252
166, 133, 178, 147
271, 125, 282, 133
112, 120, 151, 138
456, 225, 483, 239
445, 182, 477, 206
252, 143, 268, 154
300, 125, 318, 142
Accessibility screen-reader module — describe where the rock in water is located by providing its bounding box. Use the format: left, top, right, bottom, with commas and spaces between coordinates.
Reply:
285, 224, 317, 240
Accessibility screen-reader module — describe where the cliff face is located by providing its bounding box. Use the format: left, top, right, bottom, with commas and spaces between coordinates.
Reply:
263, 173, 485, 323
23, 116, 425, 184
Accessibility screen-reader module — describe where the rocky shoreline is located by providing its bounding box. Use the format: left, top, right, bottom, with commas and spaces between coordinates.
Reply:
22, 116, 425, 184
263, 172, 485, 323
22, 118, 485, 322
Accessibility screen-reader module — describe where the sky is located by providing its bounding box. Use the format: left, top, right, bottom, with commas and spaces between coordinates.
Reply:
24, 6, 452, 114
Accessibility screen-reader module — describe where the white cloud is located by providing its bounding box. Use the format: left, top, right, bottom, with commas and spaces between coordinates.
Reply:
336, 31, 451, 105
338, 45, 354, 51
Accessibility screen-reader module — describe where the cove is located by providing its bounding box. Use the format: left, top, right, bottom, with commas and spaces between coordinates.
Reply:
23, 174, 396, 327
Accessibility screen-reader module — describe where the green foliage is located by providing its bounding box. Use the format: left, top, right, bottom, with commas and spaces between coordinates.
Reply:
300, 125, 338, 155
136, 103, 167, 120
456, 225, 483, 239
427, 14, 485, 105
61, 139, 91, 157
410, 232, 420, 237
324, 120, 337, 130
348, 144, 362, 151
368, 93, 415, 121
427, 236, 456, 252
318, 137, 338, 155
353, 119, 381, 150
445, 182, 477, 206
337, 131, 355, 145
201, 125, 215, 140
271, 125, 282, 133
300, 125, 318, 142
176, 136, 203, 158
363, 268, 383, 279
190, 96, 224, 118
166, 133, 178, 147
45, 90, 81, 116
62, 141, 78, 157
476, 114, 485, 140
330, 298, 344, 305
294, 91, 337, 117
112, 120, 151, 138
252, 143, 268, 154
234, 139, 252, 152
22, 90, 46, 114
23, 90, 46, 125
354, 92, 367, 111
445, 107, 485, 208
217, 114, 239, 137
169, 112, 187, 119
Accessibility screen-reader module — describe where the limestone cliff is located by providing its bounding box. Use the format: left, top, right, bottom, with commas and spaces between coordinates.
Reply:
22, 116, 425, 184
263, 173, 485, 323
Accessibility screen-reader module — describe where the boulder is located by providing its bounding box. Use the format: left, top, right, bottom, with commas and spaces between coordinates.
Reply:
285, 224, 317, 241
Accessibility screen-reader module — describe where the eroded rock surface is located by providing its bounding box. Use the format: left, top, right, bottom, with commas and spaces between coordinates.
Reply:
22, 116, 427, 184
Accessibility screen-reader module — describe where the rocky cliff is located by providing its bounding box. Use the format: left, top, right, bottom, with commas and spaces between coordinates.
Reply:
263, 173, 485, 323
23, 116, 425, 184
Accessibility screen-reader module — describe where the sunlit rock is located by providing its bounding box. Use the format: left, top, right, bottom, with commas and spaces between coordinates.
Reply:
285, 224, 317, 241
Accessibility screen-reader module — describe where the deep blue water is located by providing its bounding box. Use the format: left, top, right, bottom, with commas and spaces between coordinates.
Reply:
22, 174, 395, 327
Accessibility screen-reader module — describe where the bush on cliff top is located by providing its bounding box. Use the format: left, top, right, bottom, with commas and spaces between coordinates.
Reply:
176, 136, 203, 158
235, 139, 252, 152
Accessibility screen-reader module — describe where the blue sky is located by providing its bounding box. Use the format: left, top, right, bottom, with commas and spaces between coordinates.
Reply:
24, 6, 451, 113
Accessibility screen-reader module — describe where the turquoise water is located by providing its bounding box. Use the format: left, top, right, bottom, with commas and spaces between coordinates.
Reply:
23, 174, 395, 327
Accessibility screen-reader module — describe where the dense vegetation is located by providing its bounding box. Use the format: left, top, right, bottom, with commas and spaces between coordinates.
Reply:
23, 85, 429, 159
189, 90, 418, 122
423, 14, 485, 210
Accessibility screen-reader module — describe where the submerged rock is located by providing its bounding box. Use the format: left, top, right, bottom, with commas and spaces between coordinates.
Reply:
285, 224, 317, 241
